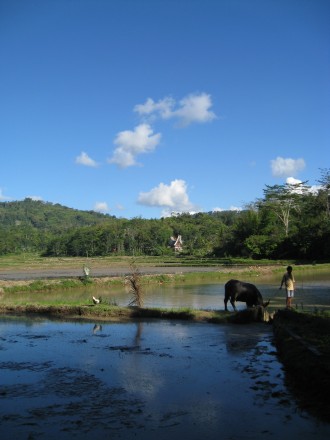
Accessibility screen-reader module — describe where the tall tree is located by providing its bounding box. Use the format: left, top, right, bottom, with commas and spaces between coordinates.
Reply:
317, 168, 330, 217
260, 182, 309, 237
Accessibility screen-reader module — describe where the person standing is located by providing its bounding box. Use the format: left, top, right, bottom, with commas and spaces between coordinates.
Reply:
279, 265, 295, 308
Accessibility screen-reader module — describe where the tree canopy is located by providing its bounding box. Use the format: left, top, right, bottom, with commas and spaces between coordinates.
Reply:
1, 170, 329, 261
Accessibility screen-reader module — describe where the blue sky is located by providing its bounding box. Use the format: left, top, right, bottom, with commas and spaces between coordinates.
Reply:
1, 0, 329, 218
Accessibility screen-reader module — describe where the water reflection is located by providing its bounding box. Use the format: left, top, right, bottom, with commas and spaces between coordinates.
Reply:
92, 324, 102, 334
0, 318, 329, 439
2, 273, 329, 312
134, 321, 143, 346
92, 274, 330, 311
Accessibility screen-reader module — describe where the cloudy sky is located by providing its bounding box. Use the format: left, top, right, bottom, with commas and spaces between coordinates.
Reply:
0, 0, 329, 218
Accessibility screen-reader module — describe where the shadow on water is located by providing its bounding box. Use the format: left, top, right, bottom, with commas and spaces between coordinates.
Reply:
0, 317, 330, 439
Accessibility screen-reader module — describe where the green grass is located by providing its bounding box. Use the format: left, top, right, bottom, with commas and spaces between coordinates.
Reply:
2, 279, 86, 293
0, 301, 232, 324
2, 253, 329, 271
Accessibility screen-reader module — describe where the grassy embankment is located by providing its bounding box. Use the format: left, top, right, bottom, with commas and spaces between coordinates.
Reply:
0, 253, 299, 274
273, 309, 330, 422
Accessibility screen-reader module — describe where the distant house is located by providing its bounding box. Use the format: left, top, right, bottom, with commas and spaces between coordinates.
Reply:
169, 235, 183, 252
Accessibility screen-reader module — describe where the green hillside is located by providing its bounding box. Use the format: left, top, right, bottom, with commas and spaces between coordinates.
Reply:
0, 177, 329, 261
0, 198, 112, 231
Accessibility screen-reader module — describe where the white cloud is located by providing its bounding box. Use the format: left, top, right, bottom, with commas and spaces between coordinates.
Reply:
76, 152, 98, 167
213, 206, 242, 212
271, 157, 305, 177
137, 179, 198, 214
93, 202, 109, 213
286, 177, 321, 195
173, 93, 216, 126
309, 185, 322, 194
285, 177, 305, 194
108, 124, 161, 168
0, 188, 12, 201
286, 177, 301, 185
134, 93, 216, 126
134, 97, 174, 120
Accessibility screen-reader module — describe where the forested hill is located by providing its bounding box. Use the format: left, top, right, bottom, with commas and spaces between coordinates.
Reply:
0, 198, 239, 257
0, 199, 112, 231
0, 178, 329, 261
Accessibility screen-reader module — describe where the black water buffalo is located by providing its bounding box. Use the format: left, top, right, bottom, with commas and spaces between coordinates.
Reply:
224, 279, 270, 311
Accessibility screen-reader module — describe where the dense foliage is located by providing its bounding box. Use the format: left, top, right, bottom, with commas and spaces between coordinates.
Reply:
1, 170, 329, 260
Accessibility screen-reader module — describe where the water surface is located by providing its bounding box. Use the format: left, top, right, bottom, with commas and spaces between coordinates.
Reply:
3, 272, 329, 312
80, 271, 330, 311
0, 318, 329, 439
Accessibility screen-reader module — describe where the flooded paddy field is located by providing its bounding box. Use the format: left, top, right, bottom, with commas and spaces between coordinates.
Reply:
121, 272, 330, 312
0, 269, 329, 438
2, 270, 330, 313
0, 318, 329, 440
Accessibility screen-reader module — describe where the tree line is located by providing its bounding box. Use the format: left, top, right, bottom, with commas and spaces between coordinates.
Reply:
0, 169, 329, 260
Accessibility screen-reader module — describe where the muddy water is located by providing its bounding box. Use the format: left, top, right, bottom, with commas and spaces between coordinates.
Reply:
5, 272, 329, 312
90, 271, 330, 311
0, 318, 329, 440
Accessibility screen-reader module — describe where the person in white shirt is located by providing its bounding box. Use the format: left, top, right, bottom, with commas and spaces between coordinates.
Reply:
279, 265, 295, 308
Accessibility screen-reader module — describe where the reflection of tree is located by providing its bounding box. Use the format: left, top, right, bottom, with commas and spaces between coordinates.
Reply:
134, 322, 143, 346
